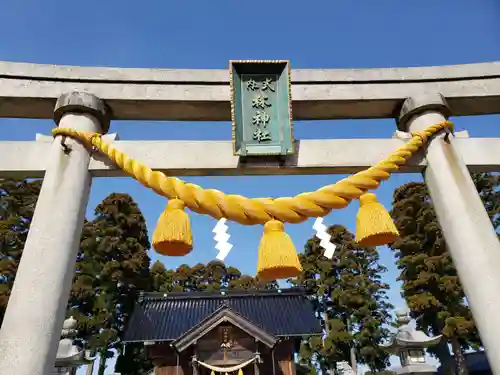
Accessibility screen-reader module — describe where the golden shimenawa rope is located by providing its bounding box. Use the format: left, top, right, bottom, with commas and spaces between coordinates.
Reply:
52, 121, 452, 226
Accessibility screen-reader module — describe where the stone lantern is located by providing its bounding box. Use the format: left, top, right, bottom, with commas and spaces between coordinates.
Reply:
381, 311, 442, 375
52, 316, 95, 375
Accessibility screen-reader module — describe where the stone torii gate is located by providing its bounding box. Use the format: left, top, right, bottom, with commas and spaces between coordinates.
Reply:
1, 60, 500, 375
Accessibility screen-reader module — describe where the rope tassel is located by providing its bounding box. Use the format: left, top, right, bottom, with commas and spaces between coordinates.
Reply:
256, 220, 302, 280
355, 193, 399, 247
152, 198, 193, 256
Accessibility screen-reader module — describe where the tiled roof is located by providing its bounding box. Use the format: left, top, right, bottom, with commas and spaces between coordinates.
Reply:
123, 288, 322, 343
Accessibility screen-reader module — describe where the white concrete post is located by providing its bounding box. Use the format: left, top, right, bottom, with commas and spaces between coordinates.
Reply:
0, 92, 110, 375
398, 94, 500, 375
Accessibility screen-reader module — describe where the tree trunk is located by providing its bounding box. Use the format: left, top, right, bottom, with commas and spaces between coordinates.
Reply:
344, 318, 357, 375
451, 337, 469, 375
85, 359, 94, 375
349, 347, 357, 375
330, 362, 338, 375
97, 348, 107, 375
322, 310, 331, 375
86, 350, 96, 375
434, 339, 456, 375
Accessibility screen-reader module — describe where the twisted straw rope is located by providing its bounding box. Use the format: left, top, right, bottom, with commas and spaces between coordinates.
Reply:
52, 121, 451, 225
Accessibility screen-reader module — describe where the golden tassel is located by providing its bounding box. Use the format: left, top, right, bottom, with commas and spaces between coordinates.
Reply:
237, 369, 244, 375
256, 220, 302, 280
355, 193, 399, 247
152, 198, 193, 256
210, 371, 215, 375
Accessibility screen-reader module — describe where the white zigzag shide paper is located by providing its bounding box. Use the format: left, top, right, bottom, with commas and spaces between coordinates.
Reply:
212, 218, 233, 261
313, 217, 337, 259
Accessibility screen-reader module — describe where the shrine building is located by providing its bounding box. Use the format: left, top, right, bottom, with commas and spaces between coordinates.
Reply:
122, 288, 322, 375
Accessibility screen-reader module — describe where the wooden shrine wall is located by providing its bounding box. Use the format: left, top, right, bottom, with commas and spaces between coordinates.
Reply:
148, 325, 296, 375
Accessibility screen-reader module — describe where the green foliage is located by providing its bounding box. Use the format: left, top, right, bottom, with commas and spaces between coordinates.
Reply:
114, 342, 152, 375
229, 272, 279, 290
148, 259, 278, 293
0, 179, 41, 325
150, 260, 170, 292
364, 371, 397, 375
69, 193, 151, 375
473, 173, 500, 232
294, 225, 393, 373
390, 173, 500, 374
296, 362, 319, 375
168, 260, 242, 291
150, 259, 278, 293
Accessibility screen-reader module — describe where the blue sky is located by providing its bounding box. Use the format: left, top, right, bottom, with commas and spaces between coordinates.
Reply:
1, 1, 500, 374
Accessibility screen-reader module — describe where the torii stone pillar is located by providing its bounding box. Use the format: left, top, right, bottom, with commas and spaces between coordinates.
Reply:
398, 93, 500, 375
0, 92, 109, 375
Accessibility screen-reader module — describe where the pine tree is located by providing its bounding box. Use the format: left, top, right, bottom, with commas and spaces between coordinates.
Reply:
69, 193, 151, 375
152, 261, 278, 293
390, 173, 499, 375
199, 260, 242, 290
229, 274, 279, 290
0, 179, 41, 325
114, 341, 153, 375
472, 173, 500, 232
150, 260, 170, 292
296, 225, 393, 374
115, 260, 170, 375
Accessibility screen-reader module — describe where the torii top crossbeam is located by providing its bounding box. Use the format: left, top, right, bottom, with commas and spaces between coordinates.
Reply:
1, 60, 500, 121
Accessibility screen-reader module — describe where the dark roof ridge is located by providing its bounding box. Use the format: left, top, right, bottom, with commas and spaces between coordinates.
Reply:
140, 287, 307, 301
171, 304, 278, 351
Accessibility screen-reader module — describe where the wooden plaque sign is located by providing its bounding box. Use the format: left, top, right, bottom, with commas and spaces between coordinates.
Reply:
230, 60, 294, 156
